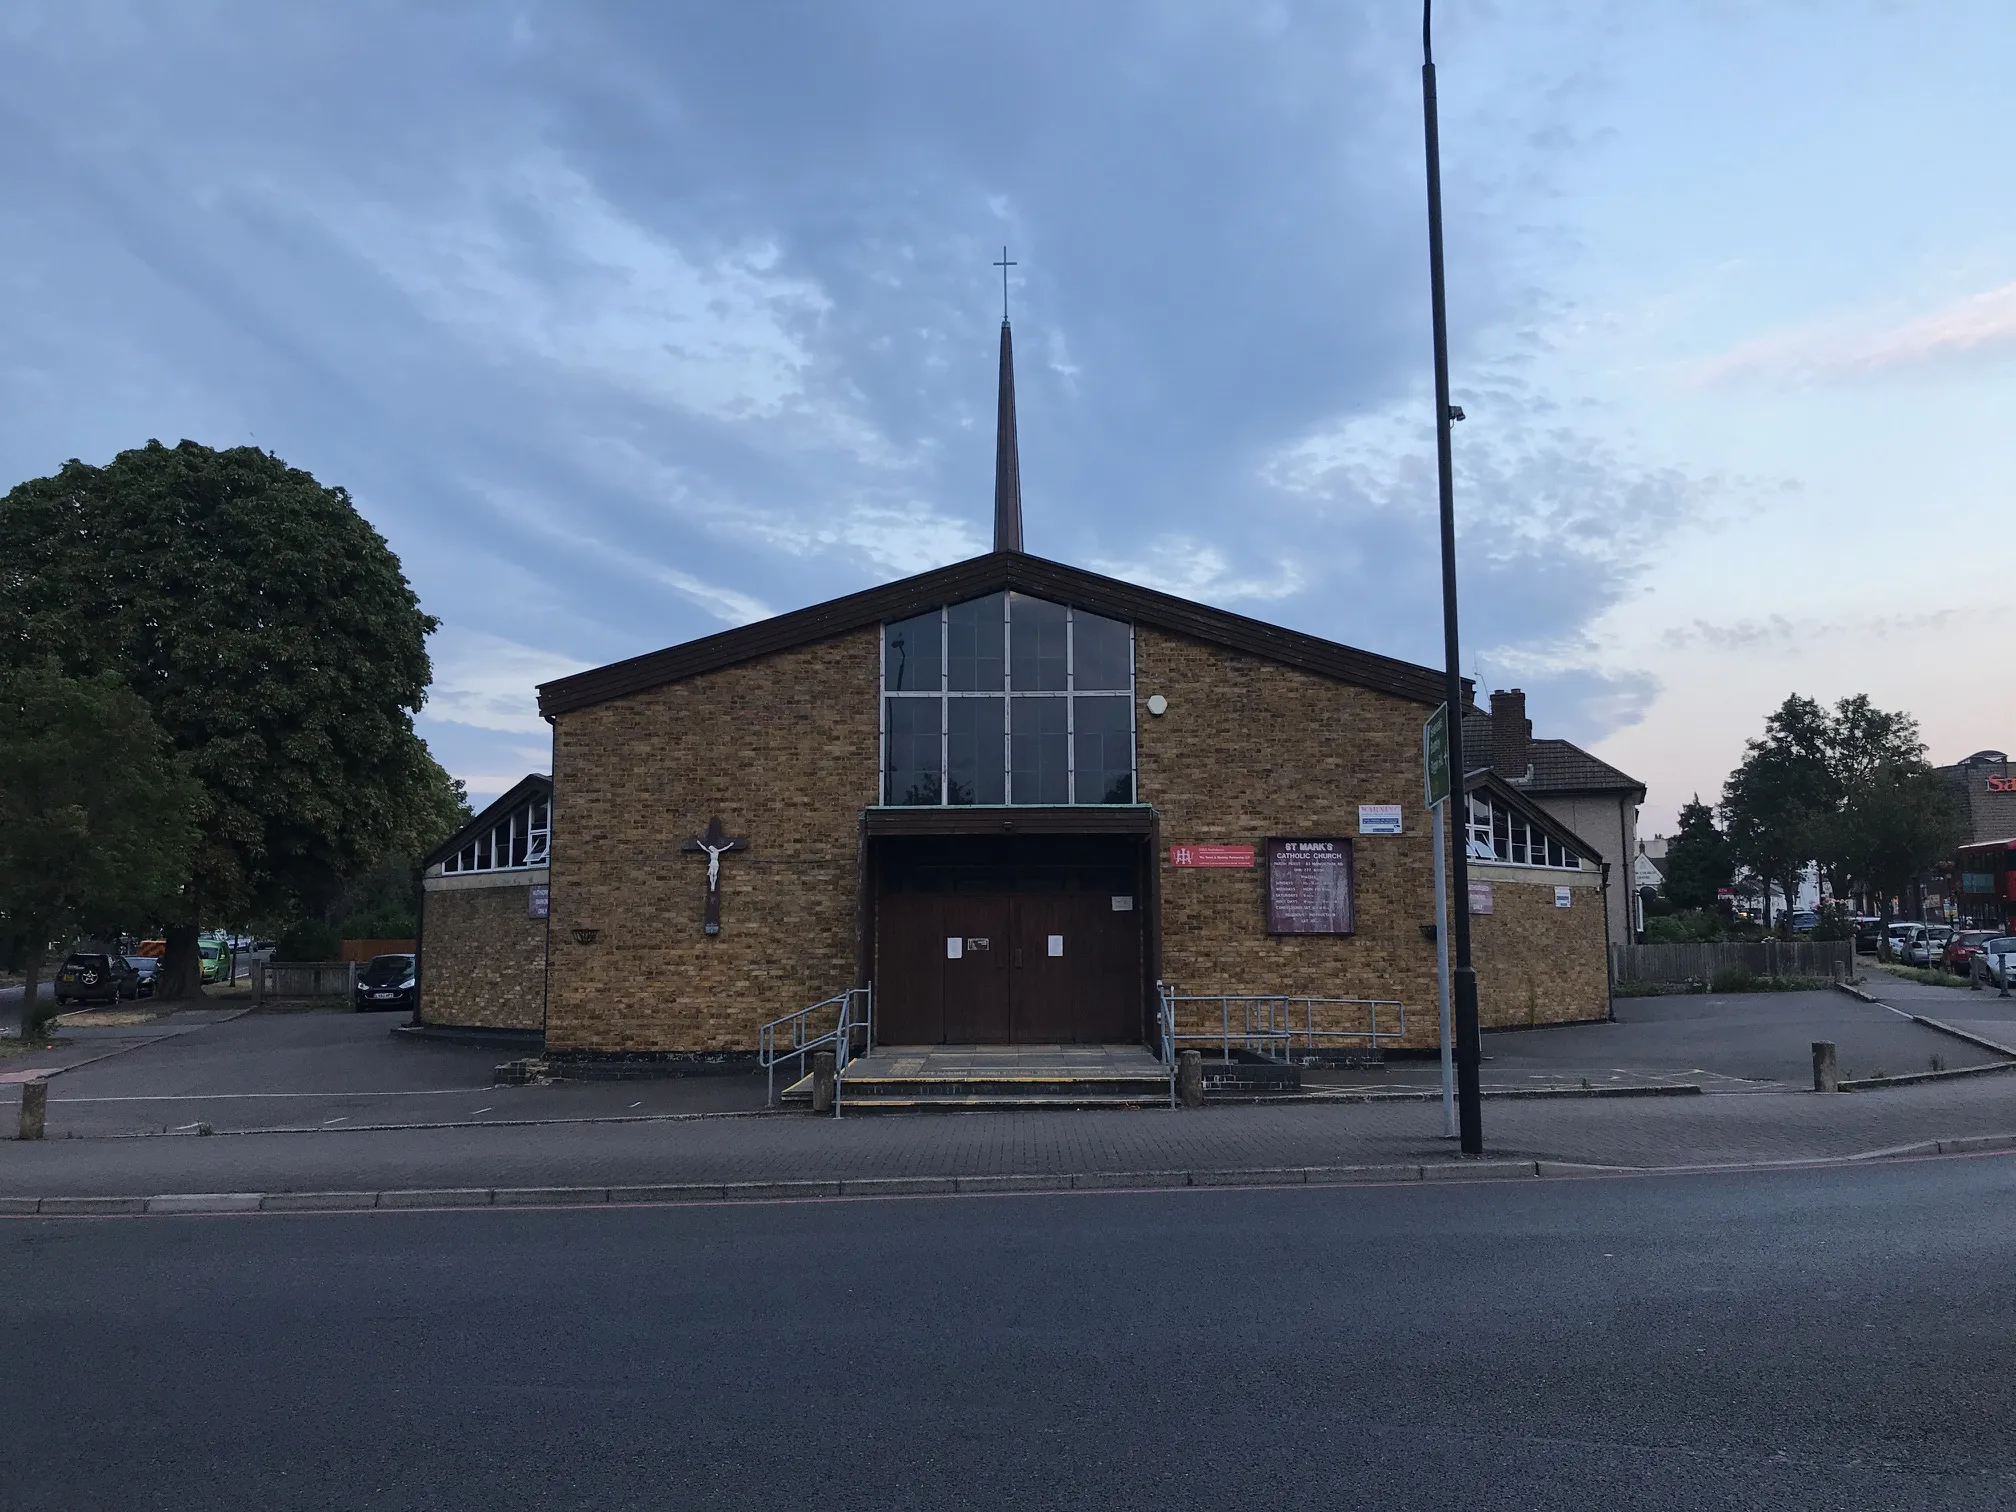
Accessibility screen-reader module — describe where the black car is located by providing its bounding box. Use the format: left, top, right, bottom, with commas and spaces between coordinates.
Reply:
53, 952, 140, 1006
1852, 916, 1884, 954
123, 955, 161, 998
354, 954, 417, 1012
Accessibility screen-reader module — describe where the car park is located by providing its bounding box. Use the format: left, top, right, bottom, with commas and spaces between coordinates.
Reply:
52, 952, 141, 1006
353, 953, 417, 1012
122, 955, 160, 997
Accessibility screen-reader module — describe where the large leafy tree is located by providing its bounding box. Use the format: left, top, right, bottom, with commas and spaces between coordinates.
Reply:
1720, 695, 1835, 929
0, 666, 204, 1036
1819, 698, 1955, 930
1662, 795, 1733, 911
0, 440, 448, 996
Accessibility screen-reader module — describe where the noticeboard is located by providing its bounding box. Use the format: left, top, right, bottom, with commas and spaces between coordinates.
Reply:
1265, 838, 1355, 935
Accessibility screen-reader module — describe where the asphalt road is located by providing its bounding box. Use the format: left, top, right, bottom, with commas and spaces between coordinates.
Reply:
6, 1157, 2016, 1508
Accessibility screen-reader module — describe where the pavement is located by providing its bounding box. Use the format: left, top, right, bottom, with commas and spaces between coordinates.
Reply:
6, 984, 2016, 1202
6, 1155, 2016, 1509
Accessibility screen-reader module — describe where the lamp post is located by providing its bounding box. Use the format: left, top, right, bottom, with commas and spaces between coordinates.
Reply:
1421, 0, 1484, 1154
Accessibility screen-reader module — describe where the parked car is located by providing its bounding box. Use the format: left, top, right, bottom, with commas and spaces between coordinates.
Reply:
1790, 911, 1821, 935
353, 954, 417, 1012
1853, 917, 1884, 954
52, 952, 141, 1007
1972, 938, 2016, 991
122, 955, 160, 998
198, 937, 235, 984
1945, 930, 2001, 976
1905, 925, 1955, 967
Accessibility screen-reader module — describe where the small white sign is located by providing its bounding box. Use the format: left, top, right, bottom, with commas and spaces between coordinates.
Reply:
1468, 881, 1494, 915
1111, 895, 1133, 911
946, 936, 963, 960
1358, 803, 1404, 836
1048, 934, 1064, 957
1555, 886, 1573, 909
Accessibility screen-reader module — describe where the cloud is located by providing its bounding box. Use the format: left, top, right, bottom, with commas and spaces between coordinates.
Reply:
1088, 537, 1306, 605
422, 628, 590, 734
1661, 608, 1957, 652
1693, 281, 2016, 386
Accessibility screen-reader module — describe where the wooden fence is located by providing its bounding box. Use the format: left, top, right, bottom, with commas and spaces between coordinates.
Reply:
255, 961, 357, 1001
1611, 940, 1854, 984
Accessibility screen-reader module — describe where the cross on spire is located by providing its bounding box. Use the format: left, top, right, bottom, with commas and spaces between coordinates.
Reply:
993, 246, 1016, 322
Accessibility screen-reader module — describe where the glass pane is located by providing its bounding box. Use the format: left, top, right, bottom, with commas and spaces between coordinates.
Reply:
884, 698, 943, 805
884, 611, 941, 692
1072, 610, 1131, 691
1072, 695, 1133, 804
947, 697, 1006, 805
1010, 696, 1069, 803
1492, 803, 1510, 862
1009, 594, 1068, 691
946, 594, 1004, 691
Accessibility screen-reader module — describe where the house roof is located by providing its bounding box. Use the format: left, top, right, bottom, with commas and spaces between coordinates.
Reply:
425, 773, 552, 870
1461, 710, 1645, 799
538, 550, 1465, 718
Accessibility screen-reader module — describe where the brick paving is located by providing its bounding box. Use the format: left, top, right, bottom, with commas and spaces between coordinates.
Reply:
7, 1072, 2016, 1199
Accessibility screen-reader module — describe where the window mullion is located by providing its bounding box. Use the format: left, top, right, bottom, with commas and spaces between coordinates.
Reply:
939, 609, 949, 806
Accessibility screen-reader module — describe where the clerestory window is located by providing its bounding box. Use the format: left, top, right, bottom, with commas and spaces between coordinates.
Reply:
441, 793, 551, 873
881, 592, 1135, 806
1466, 793, 1580, 869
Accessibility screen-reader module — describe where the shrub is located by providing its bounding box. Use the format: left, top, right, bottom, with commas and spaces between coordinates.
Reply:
1711, 963, 1757, 993
275, 919, 341, 961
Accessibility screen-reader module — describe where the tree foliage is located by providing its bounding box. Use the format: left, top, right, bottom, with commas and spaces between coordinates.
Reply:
1661, 795, 1733, 911
1719, 693, 1956, 937
1720, 696, 1834, 928
0, 440, 449, 996
0, 665, 204, 1036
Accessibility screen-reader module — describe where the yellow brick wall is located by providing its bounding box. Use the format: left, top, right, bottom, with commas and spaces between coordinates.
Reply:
418, 881, 547, 1030
545, 628, 880, 1054
1466, 866, 1612, 1028
542, 618, 1609, 1054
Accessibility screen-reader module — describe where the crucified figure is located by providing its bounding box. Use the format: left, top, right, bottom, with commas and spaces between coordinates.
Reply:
681, 817, 748, 936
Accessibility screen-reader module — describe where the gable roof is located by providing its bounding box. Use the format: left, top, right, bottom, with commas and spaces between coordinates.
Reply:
424, 773, 552, 871
538, 550, 1463, 718
1461, 710, 1645, 799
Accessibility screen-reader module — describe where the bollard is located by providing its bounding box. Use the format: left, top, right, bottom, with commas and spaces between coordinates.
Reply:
1178, 1050, 1204, 1108
18, 1078, 48, 1140
811, 1050, 836, 1114
1812, 1041, 1839, 1093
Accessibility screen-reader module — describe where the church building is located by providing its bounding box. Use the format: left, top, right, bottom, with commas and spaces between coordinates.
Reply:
505, 316, 1630, 1066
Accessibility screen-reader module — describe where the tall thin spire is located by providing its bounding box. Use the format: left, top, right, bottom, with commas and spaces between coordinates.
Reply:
991, 247, 1023, 553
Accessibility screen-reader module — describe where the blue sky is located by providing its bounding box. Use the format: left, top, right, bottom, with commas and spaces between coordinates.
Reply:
5, 2, 2013, 830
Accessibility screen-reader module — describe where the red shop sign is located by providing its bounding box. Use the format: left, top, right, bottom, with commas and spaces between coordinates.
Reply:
1170, 844, 1256, 869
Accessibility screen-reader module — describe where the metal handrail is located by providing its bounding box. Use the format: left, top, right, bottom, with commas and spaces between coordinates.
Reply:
1156, 981, 1177, 1108
1156, 987, 1406, 1067
758, 987, 871, 1109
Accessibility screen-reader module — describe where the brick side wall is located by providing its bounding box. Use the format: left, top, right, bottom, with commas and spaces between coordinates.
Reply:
419, 883, 547, 1030
545, 628, 880, 1054
1465, 866, 1611, 1028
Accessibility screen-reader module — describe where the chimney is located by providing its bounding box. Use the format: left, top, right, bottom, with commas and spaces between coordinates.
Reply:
1491, 688, 1531, 780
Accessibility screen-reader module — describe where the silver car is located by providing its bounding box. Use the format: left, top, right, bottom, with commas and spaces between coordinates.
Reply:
1971, 937, 2016, 990
1906, 925, 1954, 967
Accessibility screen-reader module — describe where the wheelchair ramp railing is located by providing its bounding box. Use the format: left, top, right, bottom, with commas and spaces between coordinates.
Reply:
1156, 985, 1406, 1073
758, 987, 872, 1112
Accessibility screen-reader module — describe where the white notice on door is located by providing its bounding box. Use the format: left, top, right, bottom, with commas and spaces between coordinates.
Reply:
946, 936, 963, 959
1111, 895, 1133, 911
1554, 886, 1572, 909
1048, 934, 1064, 957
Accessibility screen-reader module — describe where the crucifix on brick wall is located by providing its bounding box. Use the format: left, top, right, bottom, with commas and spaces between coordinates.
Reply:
682, 817, 748, 936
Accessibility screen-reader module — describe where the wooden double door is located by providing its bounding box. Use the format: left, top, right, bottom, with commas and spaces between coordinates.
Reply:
873, 846, 1145, 1045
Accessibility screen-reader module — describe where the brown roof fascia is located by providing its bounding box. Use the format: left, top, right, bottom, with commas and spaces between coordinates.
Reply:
537, 550, 1459, 717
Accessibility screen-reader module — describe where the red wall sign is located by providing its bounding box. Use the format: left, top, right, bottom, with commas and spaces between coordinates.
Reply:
1988, 775, 2016, 792
1169, 845, 1256, 869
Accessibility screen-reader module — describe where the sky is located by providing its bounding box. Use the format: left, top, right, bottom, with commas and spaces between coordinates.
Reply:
4, 1, 2012, 832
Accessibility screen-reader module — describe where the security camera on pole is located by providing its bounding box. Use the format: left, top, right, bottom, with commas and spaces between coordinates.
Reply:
1421, 0, 1484, 1155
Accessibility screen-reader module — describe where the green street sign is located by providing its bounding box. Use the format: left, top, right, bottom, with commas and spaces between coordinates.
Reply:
1423, 703, 1451, 809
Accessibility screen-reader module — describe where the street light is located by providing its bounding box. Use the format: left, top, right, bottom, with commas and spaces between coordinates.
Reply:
1421, 0, 1484, 1155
